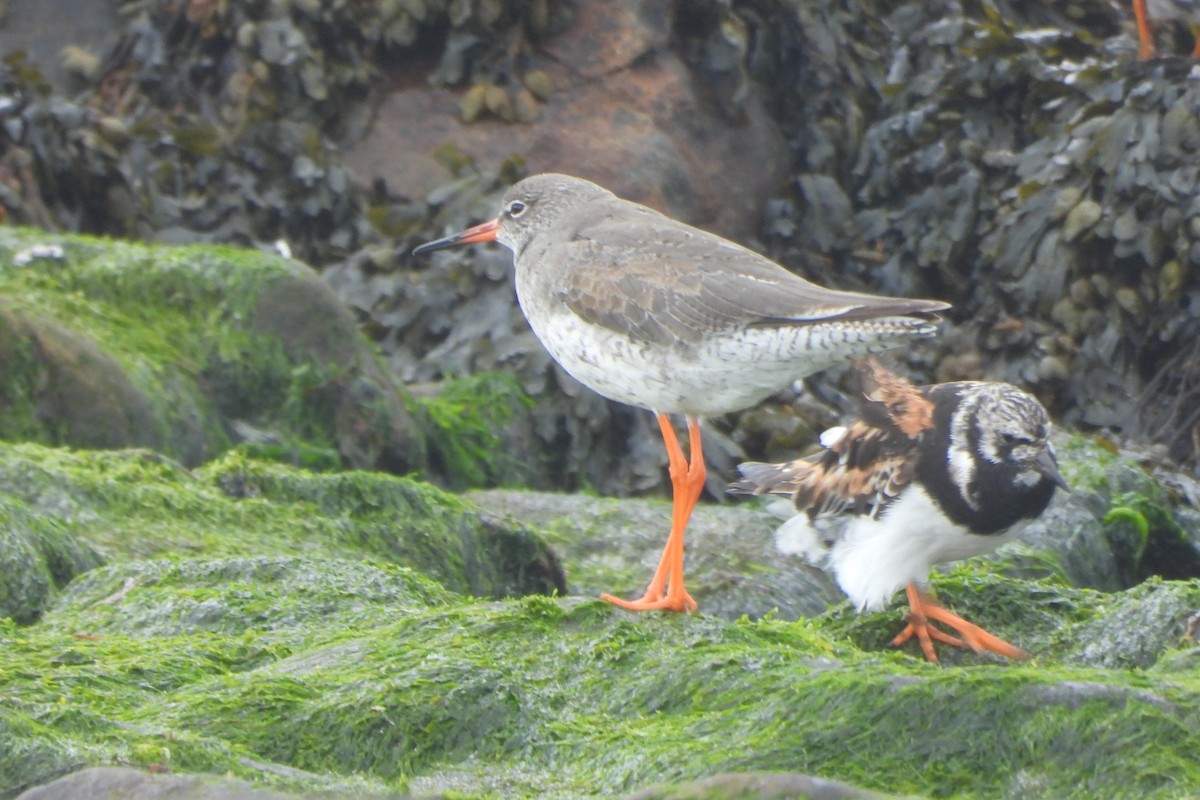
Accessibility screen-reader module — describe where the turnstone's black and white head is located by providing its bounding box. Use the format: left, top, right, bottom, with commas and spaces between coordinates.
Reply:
730, 357, 1068, 661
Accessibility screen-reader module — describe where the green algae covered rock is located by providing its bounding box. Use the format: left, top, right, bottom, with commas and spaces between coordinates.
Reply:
0, 227, 421, 474
4, 570, 1200, 799
0, 496, 102, 625
3, 428, 1200, 799
2, 434, 1199, 799
0, 443, 564, 627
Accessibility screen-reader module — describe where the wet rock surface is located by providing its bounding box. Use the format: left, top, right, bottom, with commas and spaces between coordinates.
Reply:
13, 768, 306, 800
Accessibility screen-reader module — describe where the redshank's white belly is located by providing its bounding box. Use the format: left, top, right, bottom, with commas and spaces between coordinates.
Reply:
521, 300, 924, 417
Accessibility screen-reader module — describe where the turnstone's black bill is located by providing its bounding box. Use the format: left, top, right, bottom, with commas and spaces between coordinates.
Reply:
730, 357, 1068, 661
415, 174, 949, 614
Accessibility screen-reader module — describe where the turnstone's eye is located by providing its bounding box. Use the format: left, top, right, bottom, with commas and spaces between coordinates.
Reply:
505, 200, 528, 218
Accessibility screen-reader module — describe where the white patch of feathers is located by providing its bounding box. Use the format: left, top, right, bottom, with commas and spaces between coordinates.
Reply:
774, 485, 1027, 612
819, 426, 848, 449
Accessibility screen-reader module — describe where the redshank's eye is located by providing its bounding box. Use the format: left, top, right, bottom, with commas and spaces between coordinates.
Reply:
505, 200, 528, 219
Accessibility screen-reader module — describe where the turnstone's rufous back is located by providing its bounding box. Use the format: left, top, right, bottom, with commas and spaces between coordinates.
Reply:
731, 357, 1068, 661
415, 174, 949, 614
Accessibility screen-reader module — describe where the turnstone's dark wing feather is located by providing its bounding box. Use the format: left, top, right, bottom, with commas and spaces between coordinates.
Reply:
854, 356, 936, 440
731, 359, 936, 520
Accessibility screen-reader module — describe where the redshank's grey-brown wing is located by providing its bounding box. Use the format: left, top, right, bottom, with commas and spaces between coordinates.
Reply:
549, 207, 947, 348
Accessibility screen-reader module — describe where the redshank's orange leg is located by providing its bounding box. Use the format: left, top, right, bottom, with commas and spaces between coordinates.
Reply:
890, 584, 1027, 662
1133, 0, 1156, 59
601, 414, 702, 612
1191, 24, 1200, 57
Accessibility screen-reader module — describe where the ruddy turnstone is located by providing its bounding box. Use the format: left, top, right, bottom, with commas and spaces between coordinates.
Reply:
731, 357, 1068, 660
414, 174, 949, 613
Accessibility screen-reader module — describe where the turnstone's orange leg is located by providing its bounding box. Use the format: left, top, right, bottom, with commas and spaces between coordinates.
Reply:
1133, 0, 1157, 59
1190, 24, 1200, 57
601, 414, 701, 612
890, 583, 1027, 662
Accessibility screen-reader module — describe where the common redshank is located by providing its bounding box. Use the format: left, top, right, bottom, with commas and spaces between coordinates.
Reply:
731, 358, 1068, 661
1133, 0, 1200, 58
413, 174, 949, 613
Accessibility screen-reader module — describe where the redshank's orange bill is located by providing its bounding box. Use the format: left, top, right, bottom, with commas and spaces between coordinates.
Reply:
414, 174, 952, 613
413, 219, 500, 253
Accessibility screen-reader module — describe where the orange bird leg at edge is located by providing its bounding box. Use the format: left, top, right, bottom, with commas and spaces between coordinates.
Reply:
890, 583, 1028, 663
1191, 24, 1200, 57
1133, 0, 1157, 59
600, 414, 703, 612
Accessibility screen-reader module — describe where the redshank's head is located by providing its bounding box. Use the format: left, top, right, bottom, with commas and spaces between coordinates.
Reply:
412, 174, 614, 258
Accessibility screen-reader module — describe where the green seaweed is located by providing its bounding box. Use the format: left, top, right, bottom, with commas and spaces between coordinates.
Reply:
414, 372, 535, 490
0, 443, 561, 627
4, 580, 1200, 799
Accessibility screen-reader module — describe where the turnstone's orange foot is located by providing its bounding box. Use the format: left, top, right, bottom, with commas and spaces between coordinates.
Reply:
890, 585, 1027, 663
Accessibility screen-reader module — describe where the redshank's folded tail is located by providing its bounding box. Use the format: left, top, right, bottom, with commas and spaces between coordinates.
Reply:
754, 296, 950, 327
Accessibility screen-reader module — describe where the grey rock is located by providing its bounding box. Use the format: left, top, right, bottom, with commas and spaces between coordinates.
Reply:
14, 767, 309, 800
1014, 493, 1122, 591
466, 488, 843, 620
623, 771, 910, 800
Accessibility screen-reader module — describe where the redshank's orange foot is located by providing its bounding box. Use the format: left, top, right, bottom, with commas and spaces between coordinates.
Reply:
600, 589, 697, 613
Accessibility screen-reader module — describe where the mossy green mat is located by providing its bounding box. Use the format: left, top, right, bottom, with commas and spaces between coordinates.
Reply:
4, 566, 1200, 799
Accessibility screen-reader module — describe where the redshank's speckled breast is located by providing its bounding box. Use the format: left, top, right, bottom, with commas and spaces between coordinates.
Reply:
515, 288, 939, 416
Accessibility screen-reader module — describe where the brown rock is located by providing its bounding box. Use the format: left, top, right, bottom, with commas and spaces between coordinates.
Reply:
342, 0, 788, 241
0, 0, 122, 94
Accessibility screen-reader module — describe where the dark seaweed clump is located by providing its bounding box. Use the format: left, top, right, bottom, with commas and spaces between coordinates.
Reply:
1, 0, 1198, 486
